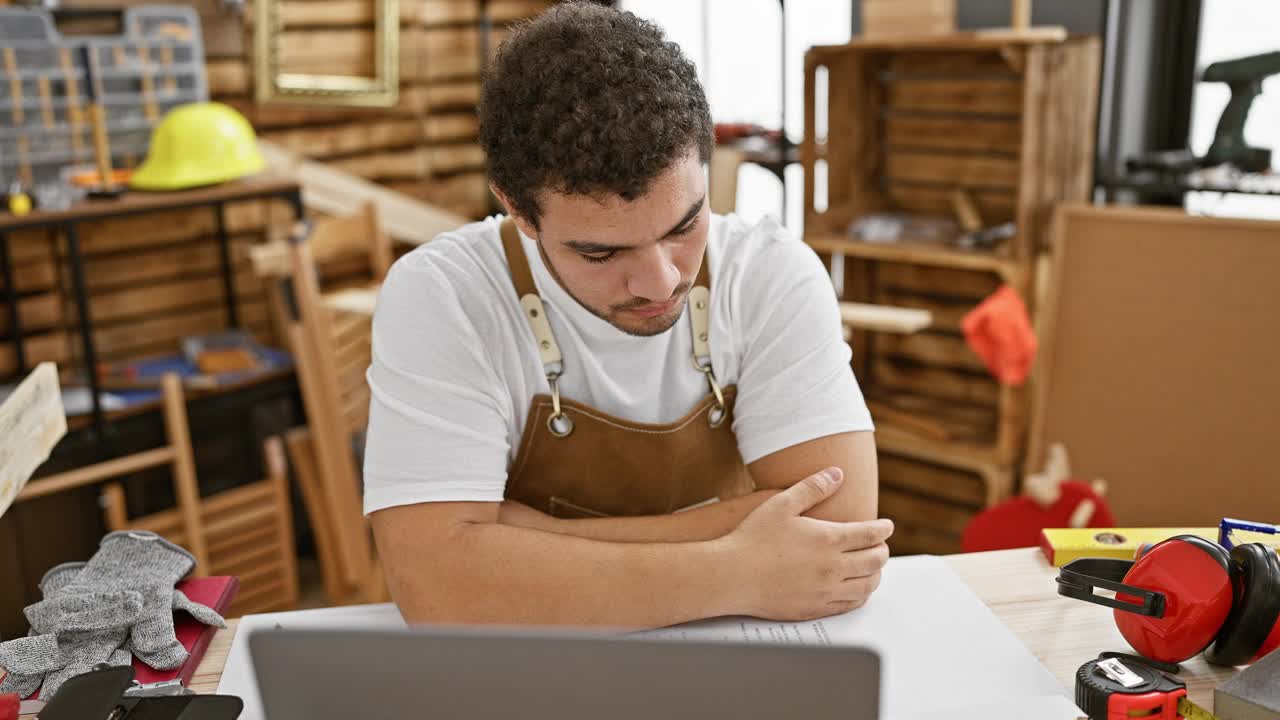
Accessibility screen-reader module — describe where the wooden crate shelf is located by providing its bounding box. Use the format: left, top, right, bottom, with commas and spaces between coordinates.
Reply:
803, 32, 1100, 555
807, 231, 1023, 284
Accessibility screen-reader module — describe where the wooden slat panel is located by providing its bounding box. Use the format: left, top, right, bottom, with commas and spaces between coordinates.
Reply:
879, 485, 973, 536
214, 543, 280, 579
203, 479, 277, 521
883, 115, 1021, 154
277, 1, 396, 26
884, 182, 1018, 224
4, 229, 55, 265
233, 561, 286, 591
0, 332, 72, 378
889, 522, 962, 556
424, 113, 479, 142
869, 390, 996, 443
275, 28, 423, 80
871, 358, 1000, 407
487, 0, 552, 23
75, 209, 219, 256
885, 78, 1022, 115
862, 0, 953, 38
326, 144, 484, 180
208, 522, 278, 559
886, 50, 1018, 78
879, 453, 986, 508
877, 263, 1001, 299
206, 58, 248, 97
0, 293, 62, 334
424, 80, 481, 112
93, 302, 269, 358
73, 270, 263, 325
226, 578, 288, 617
426, 143, 486, 175
384, 171, 490, 219
328, 149, 429, 180
421, 0, 480, 25
0, 258, 57, 293
879, 331, 987, 374
219, 92, 425, 129
79, 240, 259, 293
883, 150, 1020, 188
260, 120, 424, 160
874, 290, 971, 333
223, 199, 294, 235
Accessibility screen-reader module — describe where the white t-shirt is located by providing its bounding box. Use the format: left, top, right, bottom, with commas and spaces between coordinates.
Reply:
362, 213, 873, 514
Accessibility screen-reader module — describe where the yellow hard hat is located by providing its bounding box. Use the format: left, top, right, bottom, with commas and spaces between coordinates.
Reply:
131, 102, 265, 191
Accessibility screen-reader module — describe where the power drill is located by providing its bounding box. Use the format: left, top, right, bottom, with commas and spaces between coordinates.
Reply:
1201, 50, 1280, 173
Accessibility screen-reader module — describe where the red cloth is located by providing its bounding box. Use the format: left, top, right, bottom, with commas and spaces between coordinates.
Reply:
961, 480, 1116, 553
0, 692, 17, 720
962, 285, 1038, 386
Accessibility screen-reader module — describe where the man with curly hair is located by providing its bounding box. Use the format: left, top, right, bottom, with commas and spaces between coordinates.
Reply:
365, 1, 889, 627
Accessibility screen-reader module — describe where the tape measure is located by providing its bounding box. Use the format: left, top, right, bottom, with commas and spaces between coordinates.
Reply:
1075, 654, 1218, 720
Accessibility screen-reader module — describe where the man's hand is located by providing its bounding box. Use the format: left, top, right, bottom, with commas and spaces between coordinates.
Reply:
716, 466, 892, 621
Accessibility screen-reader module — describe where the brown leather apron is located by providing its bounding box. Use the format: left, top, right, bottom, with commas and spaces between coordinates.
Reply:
499, 219, 754, 519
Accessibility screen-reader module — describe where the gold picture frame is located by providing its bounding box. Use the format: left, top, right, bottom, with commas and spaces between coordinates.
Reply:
254, 0, 399, 107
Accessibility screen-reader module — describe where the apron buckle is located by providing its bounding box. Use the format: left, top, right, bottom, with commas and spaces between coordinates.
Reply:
695, 361, 728, 428
547, 373, 574, 437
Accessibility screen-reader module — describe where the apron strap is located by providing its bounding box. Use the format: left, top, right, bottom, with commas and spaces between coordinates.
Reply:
688, 253, 725, 425
500, 218, 564, 374
499, 215, 725, 427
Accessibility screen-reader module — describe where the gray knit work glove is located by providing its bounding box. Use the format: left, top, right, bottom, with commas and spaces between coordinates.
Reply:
10, 531, 225, 700
0, 561, 136, 700
39, 531, 226, 672
0, 562, 94, 698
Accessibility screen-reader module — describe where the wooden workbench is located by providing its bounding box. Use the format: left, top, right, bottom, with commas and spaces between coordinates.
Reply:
184, 548, 1240, 712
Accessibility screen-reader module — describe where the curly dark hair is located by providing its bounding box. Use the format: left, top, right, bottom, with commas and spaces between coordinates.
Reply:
479, 1, 714, 230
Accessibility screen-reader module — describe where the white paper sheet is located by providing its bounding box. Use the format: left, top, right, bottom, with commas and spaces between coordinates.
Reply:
634, 555, 1074, 719
217, 555, 1078, 720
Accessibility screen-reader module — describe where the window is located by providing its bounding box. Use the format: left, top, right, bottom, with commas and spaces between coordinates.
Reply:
1185, 0, 1280, 220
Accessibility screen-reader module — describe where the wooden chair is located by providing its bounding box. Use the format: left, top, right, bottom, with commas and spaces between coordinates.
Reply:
15, 373, 300, 616
16, 374, 210, 573
249, 202, 390, 606
100, 436, 300, 617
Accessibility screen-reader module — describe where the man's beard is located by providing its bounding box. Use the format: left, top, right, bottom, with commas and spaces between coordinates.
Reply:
537, 241, 690, 337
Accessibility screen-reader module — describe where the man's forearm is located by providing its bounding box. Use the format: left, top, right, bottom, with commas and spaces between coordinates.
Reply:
379, 520, 737, 628
503, 490, 776, 543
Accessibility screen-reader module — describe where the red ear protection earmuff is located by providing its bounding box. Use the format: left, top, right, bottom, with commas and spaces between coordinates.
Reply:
1057, 535, 1280, 665
1206, 542, 1280, 665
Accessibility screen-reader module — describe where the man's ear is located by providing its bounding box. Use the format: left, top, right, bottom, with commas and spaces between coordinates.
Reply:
489, 183, 539, 239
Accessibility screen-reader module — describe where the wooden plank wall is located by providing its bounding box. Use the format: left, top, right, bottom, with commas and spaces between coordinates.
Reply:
0, 0, 554, 386
2, 199, 292, 383
208, 0, 555, 220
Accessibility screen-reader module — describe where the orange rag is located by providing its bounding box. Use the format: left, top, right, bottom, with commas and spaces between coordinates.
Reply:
962, 284, 1037, 386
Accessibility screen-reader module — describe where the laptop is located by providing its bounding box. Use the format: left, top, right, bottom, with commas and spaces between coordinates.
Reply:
249, 626, 880, 720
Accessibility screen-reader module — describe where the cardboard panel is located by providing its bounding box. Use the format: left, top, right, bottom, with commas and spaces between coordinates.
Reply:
1029, 206, 1280, 526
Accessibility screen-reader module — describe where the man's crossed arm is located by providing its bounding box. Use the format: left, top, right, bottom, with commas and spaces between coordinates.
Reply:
370, 431, 890, 628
